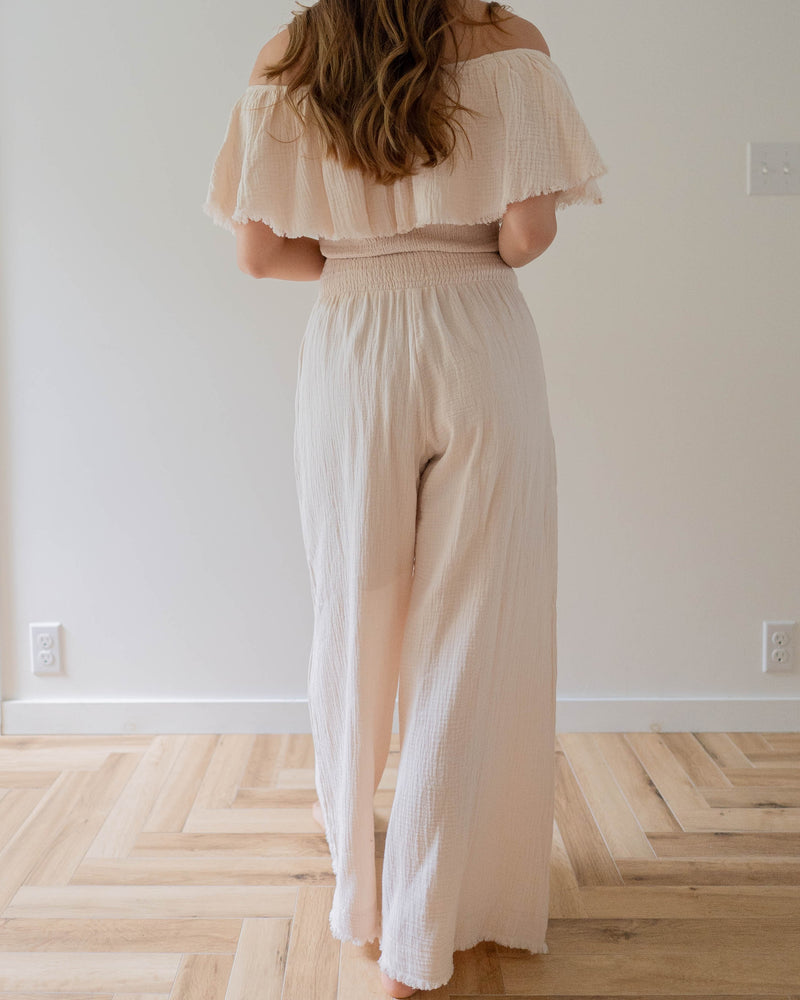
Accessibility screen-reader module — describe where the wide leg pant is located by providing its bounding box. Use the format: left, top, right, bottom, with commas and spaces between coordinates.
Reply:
293, 248, 557, 991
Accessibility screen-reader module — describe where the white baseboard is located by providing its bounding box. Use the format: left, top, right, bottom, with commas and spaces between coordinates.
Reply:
1, 697, 798, 734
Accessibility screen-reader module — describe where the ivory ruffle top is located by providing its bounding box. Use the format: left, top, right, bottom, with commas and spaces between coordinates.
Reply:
201, 47, 608, 241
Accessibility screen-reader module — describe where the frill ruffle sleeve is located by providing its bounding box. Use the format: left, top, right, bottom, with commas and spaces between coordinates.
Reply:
201, 47, 608, 240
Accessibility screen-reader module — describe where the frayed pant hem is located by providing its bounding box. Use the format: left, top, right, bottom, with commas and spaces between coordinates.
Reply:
377, 935, 548, 992
329, 907, 380, 948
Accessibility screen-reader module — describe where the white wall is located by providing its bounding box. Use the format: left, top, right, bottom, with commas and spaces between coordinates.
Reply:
0, 0, 798, 734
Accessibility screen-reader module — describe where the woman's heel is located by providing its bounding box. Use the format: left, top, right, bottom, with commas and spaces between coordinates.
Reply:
311, 798, 325, 832
380, 969, 418, 998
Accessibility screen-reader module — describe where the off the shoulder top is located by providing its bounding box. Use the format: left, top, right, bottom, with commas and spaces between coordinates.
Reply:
201, 47, 608, 242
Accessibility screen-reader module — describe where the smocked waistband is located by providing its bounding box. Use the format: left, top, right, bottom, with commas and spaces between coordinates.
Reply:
318, 249, 517, 294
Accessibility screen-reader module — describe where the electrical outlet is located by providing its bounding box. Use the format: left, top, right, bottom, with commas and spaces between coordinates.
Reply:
30, 622, 63, 675
762, 620, 796, 673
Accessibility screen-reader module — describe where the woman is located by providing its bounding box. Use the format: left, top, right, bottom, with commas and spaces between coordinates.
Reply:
202, 0, 607, 994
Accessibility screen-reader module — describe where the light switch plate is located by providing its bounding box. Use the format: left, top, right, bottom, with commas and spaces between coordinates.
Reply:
747, 142, 800, 195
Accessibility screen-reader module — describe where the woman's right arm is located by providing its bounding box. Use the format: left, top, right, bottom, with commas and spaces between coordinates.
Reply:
498, 191, 559, 268
495, 20, 560, 268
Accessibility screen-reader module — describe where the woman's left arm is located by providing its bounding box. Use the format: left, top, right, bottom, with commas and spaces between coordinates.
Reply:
233, 29, 326, 282
234, 221, 326, 281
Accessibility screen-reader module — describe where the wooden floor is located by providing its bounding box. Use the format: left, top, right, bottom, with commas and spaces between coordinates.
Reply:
0, 730, 797, 998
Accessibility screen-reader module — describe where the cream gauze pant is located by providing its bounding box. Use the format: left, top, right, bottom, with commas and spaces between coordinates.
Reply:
293, 229, 557, 992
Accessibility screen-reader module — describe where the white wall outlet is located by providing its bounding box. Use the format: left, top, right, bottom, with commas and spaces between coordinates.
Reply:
747, 142, 800, 195
30, 622, 63, 675
762, 620, 796, 673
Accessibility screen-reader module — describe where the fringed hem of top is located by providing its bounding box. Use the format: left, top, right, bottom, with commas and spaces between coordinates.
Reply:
200, 168, 607, 240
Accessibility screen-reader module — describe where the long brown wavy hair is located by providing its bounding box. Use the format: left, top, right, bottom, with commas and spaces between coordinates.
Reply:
254, 0, 516, 185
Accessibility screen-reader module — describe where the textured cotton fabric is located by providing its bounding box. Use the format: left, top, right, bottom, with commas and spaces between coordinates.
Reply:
201, 47, 608, 239
203, 44, 606, 991
296, 247, 557, 990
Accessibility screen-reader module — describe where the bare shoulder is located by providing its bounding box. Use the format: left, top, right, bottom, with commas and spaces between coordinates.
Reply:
248, 27, 293, 86
495, 12, 551, 57
247, 11, 550, 86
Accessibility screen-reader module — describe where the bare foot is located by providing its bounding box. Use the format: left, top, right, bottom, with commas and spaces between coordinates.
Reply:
380, 970, 418, 998
311, 798, 325, 833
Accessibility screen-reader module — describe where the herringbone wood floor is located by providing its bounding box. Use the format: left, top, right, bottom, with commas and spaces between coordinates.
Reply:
0, 731, 798, 997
